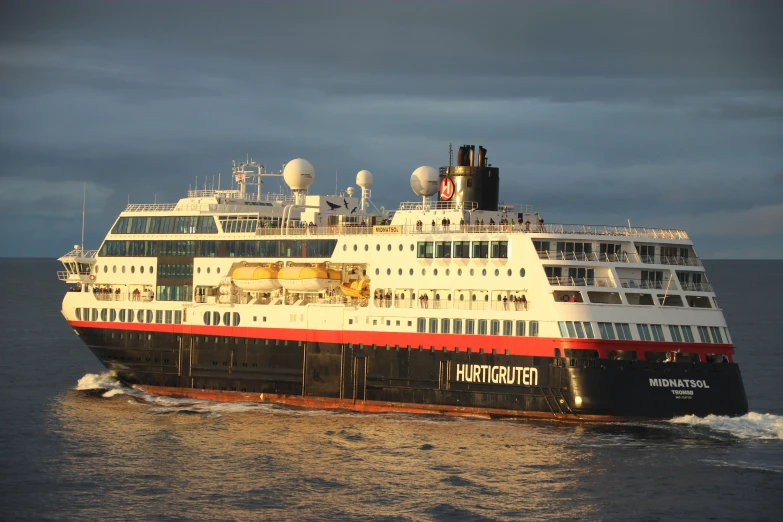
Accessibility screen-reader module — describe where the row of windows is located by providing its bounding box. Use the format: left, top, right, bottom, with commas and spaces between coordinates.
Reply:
158, 264, 193, 278
76, 307, 182, 324
219, 217, 261, 234
99, 239, 338, 258
112, 216, 218, 235
203, 311, 241, 327
156, 285, 193, 302
562, 322, 726, 344
416, 318, 539, 337
97, 264, 154, 274
416, 241, 508, 259
376, 267, 526, 278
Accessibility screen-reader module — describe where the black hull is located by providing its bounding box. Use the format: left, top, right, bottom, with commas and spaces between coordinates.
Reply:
77, 327, 749, 420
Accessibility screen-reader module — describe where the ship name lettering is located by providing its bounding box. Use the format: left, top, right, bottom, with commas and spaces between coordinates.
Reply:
648, 378, 709, 389
455, 364, 538, 386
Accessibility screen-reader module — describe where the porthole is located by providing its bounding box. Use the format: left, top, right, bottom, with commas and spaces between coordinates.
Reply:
150, 266, 154, 274
131, 266, 136, 274
507, 269, 512, 276
354, 244, 358, 251
399, 244, 403, 251
446, 269, 450, 276
140, 266, 144, 274
122, 266, 126, 273
485, 295, 489, 301
398, 268, 403, 275
365, 244, 369, 251
472, 294, 477, 301
409, 268, 414, 275
376, 244, 380, 251
197, 267, 201, 274
470, 268, 474, 276
520, 268, 526, 277
482, 269, 487, 276
458, 268, 462, 276
448, 294, 452, 301
343, 245, 347, 251
387, 244, 391, 251
94, 265, 99, 273
375, 268, 380, 275
410, 244, 414, 251
422, 269, 426, 276
387, 268, 391, 275
103, 265, 108, 273
460, 294, 464, 301
436, 294, 440, 300
433, 269, 438, 276
113, 266, 116, 273
217, 267, 221, 274
207, 267, 211, 274
494, 269, 499, 276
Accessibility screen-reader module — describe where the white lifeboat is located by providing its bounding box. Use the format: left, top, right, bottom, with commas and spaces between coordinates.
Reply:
232, 265, 282, 291
278, 266, 342, 293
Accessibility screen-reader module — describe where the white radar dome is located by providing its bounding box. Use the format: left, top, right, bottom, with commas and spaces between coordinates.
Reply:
410, 166, 439, 197
356, 170, 373, 189
283, 158, 315, 190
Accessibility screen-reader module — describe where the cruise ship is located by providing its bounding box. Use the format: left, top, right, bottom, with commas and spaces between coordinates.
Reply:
58, 144, 748, 420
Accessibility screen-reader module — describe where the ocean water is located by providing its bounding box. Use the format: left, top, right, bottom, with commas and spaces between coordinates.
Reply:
0, 259, 781, 521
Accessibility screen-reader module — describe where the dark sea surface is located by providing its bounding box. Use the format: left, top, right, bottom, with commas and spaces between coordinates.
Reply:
0, 259, 781, 521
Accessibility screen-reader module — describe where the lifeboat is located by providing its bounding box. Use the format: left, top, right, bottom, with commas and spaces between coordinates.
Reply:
278, 266, 342, 293
339, 278, 370, 299
232, 265, 281, 291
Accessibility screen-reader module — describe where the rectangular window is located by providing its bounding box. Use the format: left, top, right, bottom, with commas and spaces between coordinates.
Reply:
529, 321, 539, 337
566, 321, 577, 338
417, 318, 426, 333
516, 320, 526, 336
76, 308, 81, 321
165, 310, 173, 324
478, 320, 487, 335
472, 241, 489, 258
434, 242, 451, 258
453, 241, 470, 258
490, 320, 500, 335
584, 322, 595, 339
710, 327, 724, 344
558, 321, 568, 337
574, 322, 586, 339
417, 242, 433, 258
615, 323, 632, 340
651, 324, 665, 342
174, 311, 182, 324
598, 322, 616, 340
503, 320, 513, 336
453, 319, 463, 334
155, 310, 163, 324
637, 324, 652, 341
669, 325, 683, 342
532, 240, 550, 253
466, 319, 475, 335
490, 241, 508, 258
697, 326, 710, 343
441, 318, 450, 334
681, 326, 695, 343
429, 318, 438, 333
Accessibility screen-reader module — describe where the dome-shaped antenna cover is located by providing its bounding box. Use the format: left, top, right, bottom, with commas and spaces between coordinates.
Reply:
410, 166, 439, 196
283, 159, 315, 190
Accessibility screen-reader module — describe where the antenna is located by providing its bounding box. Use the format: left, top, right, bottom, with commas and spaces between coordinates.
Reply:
449, 143, 453, 166
335, 170, 338, 195
80, 182, 86, 252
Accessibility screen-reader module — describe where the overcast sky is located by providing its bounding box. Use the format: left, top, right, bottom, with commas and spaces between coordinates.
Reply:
1, 0, 781, 258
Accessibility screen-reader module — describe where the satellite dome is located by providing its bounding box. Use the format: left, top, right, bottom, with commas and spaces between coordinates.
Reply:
283, 159, 315, 190
356, 170, 373, 189
410, 166, 439, 197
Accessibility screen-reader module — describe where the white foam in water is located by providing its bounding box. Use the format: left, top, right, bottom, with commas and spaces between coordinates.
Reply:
76, 372, 123, 391
670, 412, 783, 440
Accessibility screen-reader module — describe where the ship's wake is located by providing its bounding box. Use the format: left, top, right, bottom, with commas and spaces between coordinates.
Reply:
670, 412, 783, 440
74, 372, 271, 416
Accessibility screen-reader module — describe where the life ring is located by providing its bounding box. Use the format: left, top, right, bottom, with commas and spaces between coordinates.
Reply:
89, 275, 96, 281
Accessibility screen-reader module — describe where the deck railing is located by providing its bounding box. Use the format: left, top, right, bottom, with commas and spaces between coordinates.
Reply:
537, 251, 642, 263
548, 276, 616, 288
250, 223, 688, 239
680, 281, 714, 292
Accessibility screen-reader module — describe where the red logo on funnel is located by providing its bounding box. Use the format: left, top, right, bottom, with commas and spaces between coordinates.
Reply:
440, 177, 455, 201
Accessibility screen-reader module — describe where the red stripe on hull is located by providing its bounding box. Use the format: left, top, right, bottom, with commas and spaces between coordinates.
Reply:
135, 385, 665, 423
68, 320, 734, 359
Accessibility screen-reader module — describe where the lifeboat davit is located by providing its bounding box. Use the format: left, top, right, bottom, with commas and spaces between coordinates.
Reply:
232, 265, 281, 291
278, 266, 342, 293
